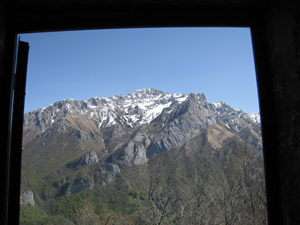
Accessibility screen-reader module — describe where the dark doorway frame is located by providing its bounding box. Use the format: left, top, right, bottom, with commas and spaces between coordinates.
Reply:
1, 0, 298, 224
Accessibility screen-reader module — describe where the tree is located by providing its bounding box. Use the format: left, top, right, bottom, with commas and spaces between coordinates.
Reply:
222, 141, 267, 225
138, 158, 178, 225
177, 158, 216, 225
74, 201, 100, 225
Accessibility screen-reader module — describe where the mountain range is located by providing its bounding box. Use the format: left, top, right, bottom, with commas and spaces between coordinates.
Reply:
20, 88, 265, 225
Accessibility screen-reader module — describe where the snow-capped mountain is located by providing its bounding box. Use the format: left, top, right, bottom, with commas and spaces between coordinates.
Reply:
24, 89, 188, 133
22, 88, 261, 185
24, 88, 259, 134
20, 89, 264, 224
212, 101, 260, 124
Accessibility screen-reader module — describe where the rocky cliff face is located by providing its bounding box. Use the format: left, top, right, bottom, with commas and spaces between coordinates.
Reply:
21, 88, 261, 197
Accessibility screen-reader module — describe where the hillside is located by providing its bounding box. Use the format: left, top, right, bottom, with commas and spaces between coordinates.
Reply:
20, 89, 266, 225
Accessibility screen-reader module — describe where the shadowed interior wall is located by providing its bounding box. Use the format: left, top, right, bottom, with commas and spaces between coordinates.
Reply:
0, 2, 16, 225
252, 0, 300, 223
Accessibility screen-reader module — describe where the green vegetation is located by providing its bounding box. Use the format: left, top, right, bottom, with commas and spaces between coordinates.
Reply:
20, 205, 74, 225
20, 137, 267, 225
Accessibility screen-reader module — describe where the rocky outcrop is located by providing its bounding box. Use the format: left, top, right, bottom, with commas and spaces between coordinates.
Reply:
95, 163, 121, 185
107, 131, 150, 168
20, 190, 35, 206
67, 151, 99, 168
80, 151, 99, 165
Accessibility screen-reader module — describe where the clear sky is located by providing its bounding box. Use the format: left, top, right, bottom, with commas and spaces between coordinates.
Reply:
20, 27, 259, 113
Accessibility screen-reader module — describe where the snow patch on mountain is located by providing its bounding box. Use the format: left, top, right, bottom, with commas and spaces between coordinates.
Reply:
213, 101, 224, 108
249, 112, 261, 123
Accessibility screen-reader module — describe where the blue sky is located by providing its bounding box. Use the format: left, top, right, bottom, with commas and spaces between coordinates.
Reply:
20, 27, 259, 113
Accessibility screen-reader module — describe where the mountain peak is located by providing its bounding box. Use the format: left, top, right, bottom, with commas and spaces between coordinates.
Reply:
131, 88, 166, 96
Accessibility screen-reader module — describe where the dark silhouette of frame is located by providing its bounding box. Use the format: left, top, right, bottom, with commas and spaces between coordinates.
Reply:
1, 0, 299, 224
